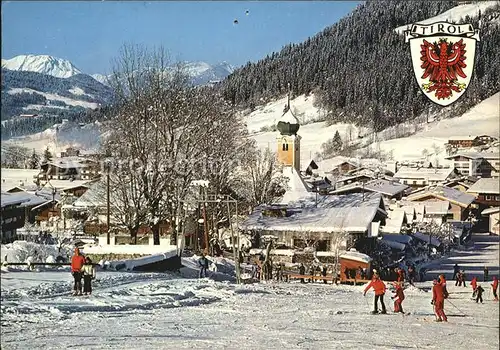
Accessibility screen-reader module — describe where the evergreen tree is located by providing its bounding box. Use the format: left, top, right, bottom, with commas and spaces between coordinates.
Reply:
28, 149, 40, 169
333, 130, 343, 151
42, 147, 53, 164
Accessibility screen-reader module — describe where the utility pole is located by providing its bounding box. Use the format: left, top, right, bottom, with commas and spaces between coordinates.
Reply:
202, 187, 209, 253
106, 162, 110, 245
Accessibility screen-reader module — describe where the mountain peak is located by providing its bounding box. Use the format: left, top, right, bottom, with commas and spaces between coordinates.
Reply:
1, 54, 82, 78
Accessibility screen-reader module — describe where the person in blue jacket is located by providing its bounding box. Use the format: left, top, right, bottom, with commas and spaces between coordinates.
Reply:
198, 253, 210, 278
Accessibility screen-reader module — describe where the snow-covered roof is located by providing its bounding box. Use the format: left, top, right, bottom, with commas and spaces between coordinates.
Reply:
339, 249, 372, 264
332, 178, 409, 197
0, 190, 48, 208
412, 232, 442, 247
1, 191, 30, 208
467, 178, 500, 195
424, 201, 450, 215
394, 166, 456, 181
381, 208, 407, 234
47, 156, 94, 169
381, 234, 413, 245
445, 152, 500, 160
381, 238, 407, 251
448, 136, 477, 141
241, 192, 385, 234
481, 207, 500, 215
277, 166, 312, 206
407, 186, 476, 208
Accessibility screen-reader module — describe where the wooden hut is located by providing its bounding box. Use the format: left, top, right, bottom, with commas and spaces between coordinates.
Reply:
339, 249, 372, 283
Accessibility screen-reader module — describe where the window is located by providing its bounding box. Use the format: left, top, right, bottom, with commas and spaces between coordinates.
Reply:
485, 195, 492, 201
413, 181, 417, 185
282, 143, 289, 151
496, 196, 500, 201
403, 180, 407, 184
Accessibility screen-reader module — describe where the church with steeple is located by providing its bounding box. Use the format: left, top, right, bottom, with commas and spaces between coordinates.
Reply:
276, 84, 301, 173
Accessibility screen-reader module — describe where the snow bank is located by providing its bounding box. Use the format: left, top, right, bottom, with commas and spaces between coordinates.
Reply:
1, 241, 72, 266
82, 244, 178, 255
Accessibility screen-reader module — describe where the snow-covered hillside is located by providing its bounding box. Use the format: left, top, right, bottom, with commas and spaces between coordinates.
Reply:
7, 87, 99, 109
250, 92, 499, 167
395, 1, 500, 34
1, 54, 82, 78
90, 73, 110, 86
363, 92, 500, 164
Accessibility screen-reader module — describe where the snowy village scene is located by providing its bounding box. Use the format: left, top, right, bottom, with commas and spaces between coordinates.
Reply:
1, 1, 499, 349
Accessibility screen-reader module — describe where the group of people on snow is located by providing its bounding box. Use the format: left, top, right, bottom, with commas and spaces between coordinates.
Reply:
71, 247, 96, 296
362, 264, 498, 321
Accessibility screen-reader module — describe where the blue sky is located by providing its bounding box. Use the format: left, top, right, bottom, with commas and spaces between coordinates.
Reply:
1, 1, 359, 75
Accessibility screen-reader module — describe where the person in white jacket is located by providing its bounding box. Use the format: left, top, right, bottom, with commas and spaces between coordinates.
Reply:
81, 257, 96, 295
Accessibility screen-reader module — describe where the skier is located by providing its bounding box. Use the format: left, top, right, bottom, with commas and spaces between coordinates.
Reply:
475, 284, 484, 304
391, 282, 405, 313
397, 268, 405, 283
491, 276, 498, 301
407, 266, 416, 286
453, 264, 460, 280
483, 266, 489, 282
431, 279, 448, 322
81, 257, 96, 296
471, 276, 478, 297
363, 272, 387, 314
299, 263, 306, 283
71, 247, 85, 296
455, 270, 463, 286
439, 274, 448, 297
198, 253, 210, 278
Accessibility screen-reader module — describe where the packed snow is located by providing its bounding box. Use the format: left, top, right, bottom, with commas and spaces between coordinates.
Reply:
1, 233, 498, 349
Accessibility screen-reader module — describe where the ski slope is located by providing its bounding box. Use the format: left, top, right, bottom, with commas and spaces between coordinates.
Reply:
1, 233, 498, 349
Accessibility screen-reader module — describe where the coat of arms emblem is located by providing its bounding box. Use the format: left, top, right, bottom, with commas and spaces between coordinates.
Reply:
405, 21, 480, 106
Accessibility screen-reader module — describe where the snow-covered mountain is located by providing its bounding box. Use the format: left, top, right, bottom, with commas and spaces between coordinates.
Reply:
91, 61, 235, 87
90, 74, 110, 86
1, 54, 82, 79
182, 61, 235, 85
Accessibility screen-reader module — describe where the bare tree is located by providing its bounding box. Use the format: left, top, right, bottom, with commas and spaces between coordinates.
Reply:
103, 44, 248, 245
232, 148, 288, 207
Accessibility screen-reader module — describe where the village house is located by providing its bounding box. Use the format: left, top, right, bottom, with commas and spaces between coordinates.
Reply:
406, 185, 476, 221
5, 186, 61, 224
481, 207, 499, 235
466, 177, 500, 209
447, 136, 476, 148
393, 166, 460, 188
38, 157, 100, 181
60, 147, 81, 158
329, 178, 409, 200
240, 191, 388, 252
444, 152, 500, 178
442, 176, 478, 193
1, 192, 29, 243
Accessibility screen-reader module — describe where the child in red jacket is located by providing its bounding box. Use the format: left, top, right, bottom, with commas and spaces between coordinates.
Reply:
391, 282, 405, 313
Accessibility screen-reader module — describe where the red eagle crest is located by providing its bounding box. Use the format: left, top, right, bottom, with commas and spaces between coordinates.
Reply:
420, 38, 467, 100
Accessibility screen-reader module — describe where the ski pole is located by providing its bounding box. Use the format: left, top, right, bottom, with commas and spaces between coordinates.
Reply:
446, 299, 467, 316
